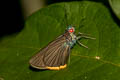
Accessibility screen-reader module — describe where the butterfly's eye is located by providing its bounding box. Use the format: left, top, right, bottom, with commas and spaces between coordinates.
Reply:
69, 29, 74, 33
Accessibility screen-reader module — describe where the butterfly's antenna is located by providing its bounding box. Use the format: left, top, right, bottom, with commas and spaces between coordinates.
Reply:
64, 3, 69, 27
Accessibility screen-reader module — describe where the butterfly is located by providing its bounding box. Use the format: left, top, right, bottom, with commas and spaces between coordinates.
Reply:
29, 25, 95, 70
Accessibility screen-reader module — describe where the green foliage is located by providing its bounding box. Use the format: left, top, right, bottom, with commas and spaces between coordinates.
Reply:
0, 1, 120, 80
109, 0, 120, 19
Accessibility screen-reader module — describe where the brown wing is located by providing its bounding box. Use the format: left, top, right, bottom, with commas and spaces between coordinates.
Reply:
29, 33, 71, 69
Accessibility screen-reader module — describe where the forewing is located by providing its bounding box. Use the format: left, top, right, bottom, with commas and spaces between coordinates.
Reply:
29, 34, 68, 69
44, 44, 71, 67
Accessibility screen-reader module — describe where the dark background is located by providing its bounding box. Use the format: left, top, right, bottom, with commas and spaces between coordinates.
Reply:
0, 0, 24, 37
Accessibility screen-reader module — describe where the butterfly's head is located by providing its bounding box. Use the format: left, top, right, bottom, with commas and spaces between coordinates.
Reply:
67, 25, 75, 33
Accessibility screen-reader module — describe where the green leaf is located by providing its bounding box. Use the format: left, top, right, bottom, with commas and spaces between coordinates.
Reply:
0, 1, 120, 80
109, 0, 120, 19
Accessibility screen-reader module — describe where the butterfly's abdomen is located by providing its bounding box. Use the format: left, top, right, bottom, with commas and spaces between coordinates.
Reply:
68, 40, 76, 48
64, 39, 76, 48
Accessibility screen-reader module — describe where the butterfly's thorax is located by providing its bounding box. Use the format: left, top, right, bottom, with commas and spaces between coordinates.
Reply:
63, 32, 76, 48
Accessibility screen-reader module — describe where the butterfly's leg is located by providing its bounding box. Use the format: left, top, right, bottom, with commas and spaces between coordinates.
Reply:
76, 36, 81, 40
78, 32, 96, 40
76, 35, 94, 40
77, 41, 89, 49
78, 32, 91, 35
81, 35, 96, 39
78, 32, 84, 35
